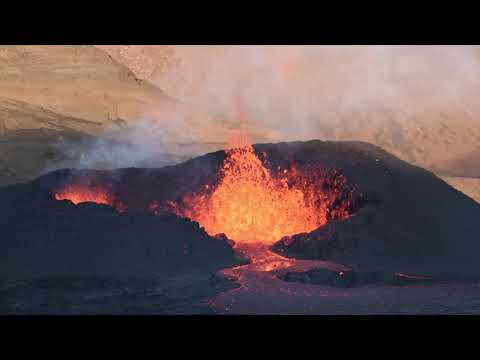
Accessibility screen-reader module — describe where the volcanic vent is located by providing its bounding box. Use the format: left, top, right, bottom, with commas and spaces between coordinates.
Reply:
54, 185, 127, 212
52, 142, 362, 246
165, 144, 358, 244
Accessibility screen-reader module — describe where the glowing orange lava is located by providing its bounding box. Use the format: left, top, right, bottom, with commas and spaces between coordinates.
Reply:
170, 144, 353, 245
55, 186, 126, 212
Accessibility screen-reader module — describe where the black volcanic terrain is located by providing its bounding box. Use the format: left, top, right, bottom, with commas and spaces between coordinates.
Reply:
268, 141, 480, 281
1, 140, 480, 313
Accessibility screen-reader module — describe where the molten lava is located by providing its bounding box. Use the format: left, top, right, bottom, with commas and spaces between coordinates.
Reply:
170, 144, 353, 245
55, 185, 126, 212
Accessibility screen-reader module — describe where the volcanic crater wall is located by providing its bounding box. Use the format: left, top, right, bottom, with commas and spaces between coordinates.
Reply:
267, 141, 480, 280
1, 140, 480, 281
39, 141, 364, 220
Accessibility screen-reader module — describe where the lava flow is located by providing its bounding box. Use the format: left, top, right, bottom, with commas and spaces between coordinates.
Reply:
170, 143, 354, 245
54, 185, 126, 212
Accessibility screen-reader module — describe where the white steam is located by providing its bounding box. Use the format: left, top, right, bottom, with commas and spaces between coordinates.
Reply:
60, 45, 480, 172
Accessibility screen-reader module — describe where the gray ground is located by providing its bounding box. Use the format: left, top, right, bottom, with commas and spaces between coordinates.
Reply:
3, 260, 480, 315
0, 272, 238, 315
213, 279, 480, 315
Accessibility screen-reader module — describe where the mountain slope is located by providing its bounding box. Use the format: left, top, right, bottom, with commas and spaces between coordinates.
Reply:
0, 45, 178, 131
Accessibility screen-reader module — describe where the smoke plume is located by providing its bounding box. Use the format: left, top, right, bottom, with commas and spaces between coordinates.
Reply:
67, 46, 480, 173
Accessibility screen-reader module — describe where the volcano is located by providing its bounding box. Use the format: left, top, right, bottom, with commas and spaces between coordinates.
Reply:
1, 140, 480, 287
